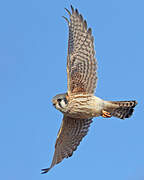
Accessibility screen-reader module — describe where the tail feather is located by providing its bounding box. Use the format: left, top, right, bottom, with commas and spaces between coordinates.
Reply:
105, 100, 137, 119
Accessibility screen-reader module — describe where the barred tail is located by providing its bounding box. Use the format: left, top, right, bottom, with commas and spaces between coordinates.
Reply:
105, 100, 137, 119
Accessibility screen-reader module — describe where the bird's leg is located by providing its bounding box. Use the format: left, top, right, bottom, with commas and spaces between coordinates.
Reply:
102, 110, 112, 118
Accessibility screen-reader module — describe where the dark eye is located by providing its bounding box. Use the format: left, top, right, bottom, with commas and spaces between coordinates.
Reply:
57, 98, 62, 102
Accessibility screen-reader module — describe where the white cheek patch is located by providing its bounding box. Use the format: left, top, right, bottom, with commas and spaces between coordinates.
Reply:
55, 103, 61, 110
60, 99, 66, 108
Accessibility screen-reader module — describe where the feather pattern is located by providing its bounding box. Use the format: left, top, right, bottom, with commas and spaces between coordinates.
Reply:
105, 100, 137, 119
41, 116, 92, 173
64, 5, 97, 95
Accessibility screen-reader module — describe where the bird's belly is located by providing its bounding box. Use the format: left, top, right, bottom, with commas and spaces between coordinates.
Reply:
66, 97, 104, 119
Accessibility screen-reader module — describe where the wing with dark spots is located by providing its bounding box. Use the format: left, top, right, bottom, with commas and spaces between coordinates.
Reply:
64, 5, 97, 95
41, 116, 92, 173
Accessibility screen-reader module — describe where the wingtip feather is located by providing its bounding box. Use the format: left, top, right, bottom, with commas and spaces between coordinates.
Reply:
71, 5, 74, 13
41, 168, 51, 174
64, 8, 71, 16
62, 16, 69, 24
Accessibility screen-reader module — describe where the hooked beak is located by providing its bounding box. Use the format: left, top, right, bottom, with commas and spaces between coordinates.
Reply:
52, 99, 57, 106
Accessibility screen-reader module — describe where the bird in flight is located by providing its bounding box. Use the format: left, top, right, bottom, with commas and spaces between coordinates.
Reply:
41, 5, 137, 174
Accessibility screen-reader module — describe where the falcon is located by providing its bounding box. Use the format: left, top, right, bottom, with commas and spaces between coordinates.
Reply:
41, 5, 137, 173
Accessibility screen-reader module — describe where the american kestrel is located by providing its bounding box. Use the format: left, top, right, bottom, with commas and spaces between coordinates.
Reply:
41, 5, 137, 174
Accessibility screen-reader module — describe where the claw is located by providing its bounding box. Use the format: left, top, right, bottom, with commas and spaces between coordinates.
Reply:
102, 110, 111, 118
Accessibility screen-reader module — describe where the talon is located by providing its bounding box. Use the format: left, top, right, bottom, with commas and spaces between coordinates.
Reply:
102, 110, 111, 118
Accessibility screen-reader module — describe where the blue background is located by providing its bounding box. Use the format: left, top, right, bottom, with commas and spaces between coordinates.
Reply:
0, 0, 143, 179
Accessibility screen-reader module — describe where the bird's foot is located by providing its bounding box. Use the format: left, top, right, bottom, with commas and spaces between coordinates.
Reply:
102, 110, 111, 118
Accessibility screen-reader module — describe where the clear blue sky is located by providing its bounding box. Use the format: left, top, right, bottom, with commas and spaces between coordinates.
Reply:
0, 0, 144, 179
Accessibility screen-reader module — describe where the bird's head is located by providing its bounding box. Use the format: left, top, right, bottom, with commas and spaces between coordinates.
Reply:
52, 93, 68, 113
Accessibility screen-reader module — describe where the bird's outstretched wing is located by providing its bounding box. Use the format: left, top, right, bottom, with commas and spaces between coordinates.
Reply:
64, 5, 97, 95
41, 116, 92, 173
